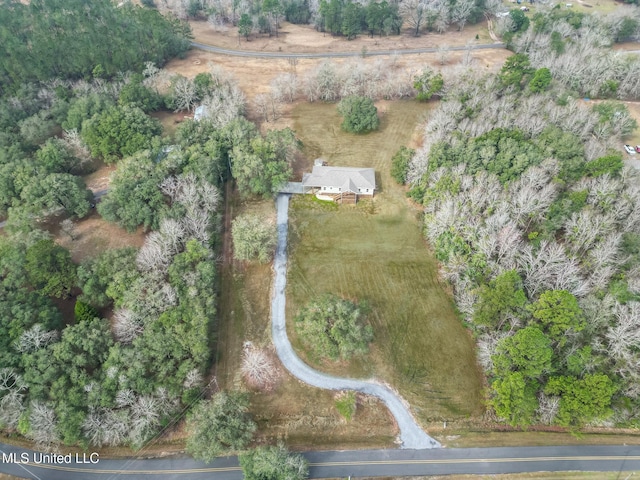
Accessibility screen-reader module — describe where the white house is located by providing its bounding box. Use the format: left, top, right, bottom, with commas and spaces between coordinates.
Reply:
302, 165, 376, 204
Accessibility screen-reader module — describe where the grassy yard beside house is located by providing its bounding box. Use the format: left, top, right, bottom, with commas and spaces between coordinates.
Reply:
285, 101, 484, 424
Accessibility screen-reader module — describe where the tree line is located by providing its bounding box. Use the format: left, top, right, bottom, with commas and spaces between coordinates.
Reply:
0, 1, 301, 453
155, 0, 487, 39
0, 0, 191, 95
399, 60, 640, 428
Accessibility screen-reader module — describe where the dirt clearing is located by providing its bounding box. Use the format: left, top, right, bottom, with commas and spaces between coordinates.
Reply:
51, 211, 145, 263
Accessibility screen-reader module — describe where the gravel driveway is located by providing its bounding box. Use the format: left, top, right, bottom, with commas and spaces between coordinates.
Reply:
270, 193, 440, 449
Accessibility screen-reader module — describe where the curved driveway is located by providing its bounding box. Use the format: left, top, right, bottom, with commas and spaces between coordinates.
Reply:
191, 41, 505, 58
271, 194, 439, 449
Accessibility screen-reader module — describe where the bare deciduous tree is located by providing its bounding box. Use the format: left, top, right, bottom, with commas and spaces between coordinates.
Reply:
115, 389, 136, 408
61, 129, 91, 164
27, 401, 60, 447
0, 391, 24, 430
136, 231, 173, 274
172, 76, 198, 112
184, 368, 204, 389
0, 368, 26, 393
82, 408, 130, 447
60, 218, 77, 241
15, 324, 59, 353
536, 393, 560, 425
129, 395, 161, 448
254, 93, 271, 123
451, 0, 473, 30
272, 73, 298, 103
241, 341, 280, 391
201, 84, 246, 127
437, 44, 450, 65
606, 302, 640, 363
113, 309, 144, 343
400, 0, 426, 36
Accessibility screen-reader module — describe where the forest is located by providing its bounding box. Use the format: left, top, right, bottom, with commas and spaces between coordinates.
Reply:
403, 28, 640, 425
154, 0, 487, 38
0, 0, 297, 451
0, 0, 192, 95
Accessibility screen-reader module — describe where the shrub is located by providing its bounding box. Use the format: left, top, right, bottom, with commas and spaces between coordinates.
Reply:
390, 146, 414, 184
232, 214, 277, 263
295, 294, 373, 360
74, 301, 100, 323
334, 391, 356, 420
337, 96, 379, 134
239, 445, 308, 480
186, 392, 256, 463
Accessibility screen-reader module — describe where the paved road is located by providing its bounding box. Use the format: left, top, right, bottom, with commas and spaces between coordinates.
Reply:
191, 40, 506, 58
2, 443, 640, 479
271, 194, 439, 449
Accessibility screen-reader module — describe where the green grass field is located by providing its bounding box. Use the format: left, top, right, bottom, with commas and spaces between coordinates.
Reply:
286, 101, 484, 422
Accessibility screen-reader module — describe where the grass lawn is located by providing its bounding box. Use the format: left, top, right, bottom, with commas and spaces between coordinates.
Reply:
438, 429, 640, 448
216, 195, 396, 449
286, 101, 484, 423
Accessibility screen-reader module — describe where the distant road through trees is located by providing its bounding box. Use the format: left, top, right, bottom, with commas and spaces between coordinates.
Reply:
190, 41, 506, 58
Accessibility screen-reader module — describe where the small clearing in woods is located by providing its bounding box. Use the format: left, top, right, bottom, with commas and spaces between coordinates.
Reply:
151, 110, 190, 138
51, 211, 146, 263
82, 161, 115, 193
285, 101, 484, 424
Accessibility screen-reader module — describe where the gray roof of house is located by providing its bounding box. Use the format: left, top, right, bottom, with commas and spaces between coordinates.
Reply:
302, 166, 376, 192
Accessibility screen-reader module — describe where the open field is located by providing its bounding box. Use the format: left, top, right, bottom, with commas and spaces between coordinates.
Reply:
189, 20, 495, 53
164, 44, 511, 105
285, 101, 484, 424
216, 195, 397, 449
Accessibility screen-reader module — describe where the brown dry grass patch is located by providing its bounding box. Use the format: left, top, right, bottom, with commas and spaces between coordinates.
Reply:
151, 110, 190, 138
52, 211, 146, 263
438, 429, 640, 448
82, 162, 115, 192
190, 20, 493, 54
354, 474, 637, 480
623, 101, 640, 145
164, 44, 511, 106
